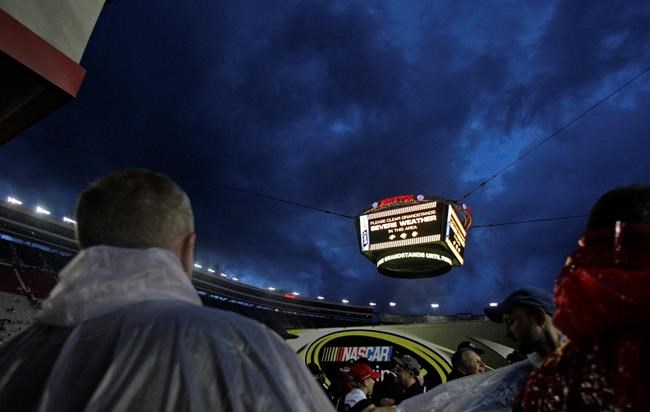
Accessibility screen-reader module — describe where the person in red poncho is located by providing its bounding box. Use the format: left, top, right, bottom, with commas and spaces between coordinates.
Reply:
517, 185, 650, 411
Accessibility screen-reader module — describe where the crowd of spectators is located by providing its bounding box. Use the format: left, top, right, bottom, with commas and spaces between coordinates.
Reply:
0, 170, 647, 411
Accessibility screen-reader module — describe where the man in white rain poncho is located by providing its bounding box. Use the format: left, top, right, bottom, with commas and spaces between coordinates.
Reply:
397, 288, 562, 412
0, 170, 334, 412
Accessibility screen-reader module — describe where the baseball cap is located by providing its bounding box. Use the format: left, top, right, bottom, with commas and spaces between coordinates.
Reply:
457, 341, 484, 355
394, 355, 421, 374
483, 287, 555, 323
349, 363, 381, 382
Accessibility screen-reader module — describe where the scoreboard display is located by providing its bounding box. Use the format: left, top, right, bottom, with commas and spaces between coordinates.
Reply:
357, 195, 469, 278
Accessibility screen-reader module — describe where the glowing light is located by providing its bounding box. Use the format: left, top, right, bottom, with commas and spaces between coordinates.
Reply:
194, 264, 202, 269
283, 293, 296, 299
232, 277, 239, 281
7, 197, 22, 205
62, 217, 77, 224
431, 303, 439, 309
369, 302, 376, 307
317, 296, 325, 300
292, 291, 300, 296
378, 194, 414, 208
489, 302, 498, 307
341, 299, 349, 304
389, 302, 396, 307
207, 268, 215, 273
268, 287, 276, 291
35, 206, 51, 215
220, 273, 228, 278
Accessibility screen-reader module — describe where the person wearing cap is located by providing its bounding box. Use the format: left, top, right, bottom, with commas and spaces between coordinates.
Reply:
380, 355, 425, 406
484, 287, 562, 363
517, 185, 650, 411
344, 363, 395, 412
448, 341, 485, 380
397, 287, 562, 412
394, 355, 425, 404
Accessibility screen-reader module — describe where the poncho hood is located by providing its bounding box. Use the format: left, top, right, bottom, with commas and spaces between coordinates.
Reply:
38, 245, 201, 325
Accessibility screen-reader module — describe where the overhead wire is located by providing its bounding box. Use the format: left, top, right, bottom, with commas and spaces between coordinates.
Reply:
459, 65, 650, 201
472, 214, 588, 228
14, 65, 649, 227
319, 213, 590, 251
19, 135, 356, 219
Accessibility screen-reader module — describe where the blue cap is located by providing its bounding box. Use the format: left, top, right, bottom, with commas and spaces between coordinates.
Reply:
483, 287, 554, 323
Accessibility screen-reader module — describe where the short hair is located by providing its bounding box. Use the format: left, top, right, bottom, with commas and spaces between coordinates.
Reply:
75, 170, 194, 249
451, 349, 475, 370
587, 185, 650, 230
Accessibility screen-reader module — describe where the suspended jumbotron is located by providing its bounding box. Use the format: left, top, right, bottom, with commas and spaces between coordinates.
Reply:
357, 194, 472, 278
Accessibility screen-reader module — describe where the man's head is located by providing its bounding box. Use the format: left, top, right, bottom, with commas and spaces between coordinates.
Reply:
484, 287, 559, 356
394, 355, 421, 386
349, 363, 381, 395
75, 170, 196, 275
451, 349, 485, 376
586, 185, 650, 230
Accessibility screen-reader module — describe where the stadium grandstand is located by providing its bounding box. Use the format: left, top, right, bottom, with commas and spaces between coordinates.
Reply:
0, 200, 378, 342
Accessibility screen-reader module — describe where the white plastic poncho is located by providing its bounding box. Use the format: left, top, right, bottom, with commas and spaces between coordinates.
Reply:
397, 358, 535, 412
0, 246, 335, 412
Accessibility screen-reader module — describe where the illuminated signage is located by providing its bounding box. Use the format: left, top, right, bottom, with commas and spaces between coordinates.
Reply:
357, 196, 471, 278
321, 346, 393, 362
445, 205, 467, 265
300, 329, 451, 389
359, 201, 443, 252
377, 194, 415, 208
377, 252, 452, 268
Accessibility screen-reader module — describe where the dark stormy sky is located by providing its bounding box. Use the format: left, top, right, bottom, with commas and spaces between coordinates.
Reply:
1, 0, 649, 314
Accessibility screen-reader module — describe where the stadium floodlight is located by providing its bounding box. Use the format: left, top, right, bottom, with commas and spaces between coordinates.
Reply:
207, 268, 215, 273
292, 291, 300, 296
232, 277, 239, 281
341, 299, 349, 304
369, 302, 377, 307
220, 273, 228, 278
268, 287, 276, 291
35, 206, 51, 215
7, 197, 22, 205
317, 296, 325, 300
62, 216, 77, 224
489, 302, 498, 307
389, 302, 397, 307
194, 264, 202, 269
431, 303, 439, 309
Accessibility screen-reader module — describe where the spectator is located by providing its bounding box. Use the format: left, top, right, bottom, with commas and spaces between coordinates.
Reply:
332, 362, 356, 411
518, 185, 650, 411
0, 170, 334, 411
448, 341, 485, 380
308, 362, 334, 403
393, 355, 425, 404
483, 287, 562, 362
379, 354, 425, 406
344, 363, 394, 412
372, 361, 402, 406
398, 287, 562, 412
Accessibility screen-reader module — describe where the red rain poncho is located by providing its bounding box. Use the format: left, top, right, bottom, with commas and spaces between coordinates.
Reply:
518, 223, 650, 411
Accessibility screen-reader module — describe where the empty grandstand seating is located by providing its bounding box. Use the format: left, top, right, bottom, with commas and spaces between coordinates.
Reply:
0, 291, 35, 344
0, 239, 12, 263
16, 270, 57, 300
1, 207, 382, 344
0, 264, 21, 295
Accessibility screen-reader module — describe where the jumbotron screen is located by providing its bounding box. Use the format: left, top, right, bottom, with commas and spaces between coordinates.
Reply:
357, 195, 469, 278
